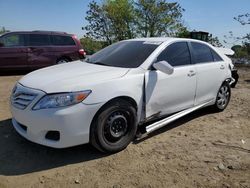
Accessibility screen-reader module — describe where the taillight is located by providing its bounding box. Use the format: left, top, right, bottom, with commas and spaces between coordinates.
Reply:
79, 49, 86, 56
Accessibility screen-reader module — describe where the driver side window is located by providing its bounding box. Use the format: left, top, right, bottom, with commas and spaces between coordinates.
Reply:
157, 42, 191, 67
0, 34, 24, 47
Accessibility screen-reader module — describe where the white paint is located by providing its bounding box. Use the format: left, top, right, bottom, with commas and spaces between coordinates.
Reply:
146, 100, 214, 133
216, 47, 235, 56
11, 37, 233, 148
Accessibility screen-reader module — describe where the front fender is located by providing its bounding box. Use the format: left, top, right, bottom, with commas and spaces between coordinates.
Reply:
83, 74, 144, 104
82, 73, 145, 122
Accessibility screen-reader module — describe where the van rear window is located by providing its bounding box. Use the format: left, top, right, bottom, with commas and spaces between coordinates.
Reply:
51, 35, 75, 46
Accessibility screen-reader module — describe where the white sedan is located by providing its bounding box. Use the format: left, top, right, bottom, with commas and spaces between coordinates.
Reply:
11, 37, 234, 153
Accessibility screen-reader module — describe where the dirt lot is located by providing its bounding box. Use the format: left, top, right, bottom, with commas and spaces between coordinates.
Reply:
0, 67, 249, 188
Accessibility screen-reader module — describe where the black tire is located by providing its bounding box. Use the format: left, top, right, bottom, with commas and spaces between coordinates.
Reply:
213, 82, 231, 112
231, 75, 239, 88
231, 69, 239, 88
56, 58, 69, 64
90, 99, 137, 153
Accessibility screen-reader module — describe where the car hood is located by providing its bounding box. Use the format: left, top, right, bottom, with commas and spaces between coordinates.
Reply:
19, 61, 130, 93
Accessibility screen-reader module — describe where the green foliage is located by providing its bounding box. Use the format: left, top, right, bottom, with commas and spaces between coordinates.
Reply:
176, 27, 190, 38
0, 27, 10, 35
80, 37, 106, 55
134, 0, 185, 37
208, 35, 223, 47
83, 0, 185, 42
83, 0, 135, 43
231, 45, 249, 58
234, 13, 250, 25
82, 0, 225, 54
229, 13, 250, 59
83, 1, 113, 44
177, 29, 223, 47
104, 0, 135, 40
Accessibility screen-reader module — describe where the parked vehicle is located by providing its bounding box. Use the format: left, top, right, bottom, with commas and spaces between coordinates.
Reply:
0, 31, 86, 70
10, 38, 235, 153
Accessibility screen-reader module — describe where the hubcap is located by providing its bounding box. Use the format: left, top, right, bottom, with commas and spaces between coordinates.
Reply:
109, 115, 127, 138
104, 111, 129, 143
217, 85, 229, 109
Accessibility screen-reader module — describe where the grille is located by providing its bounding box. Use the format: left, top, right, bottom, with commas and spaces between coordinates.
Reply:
11, 84, 37, 110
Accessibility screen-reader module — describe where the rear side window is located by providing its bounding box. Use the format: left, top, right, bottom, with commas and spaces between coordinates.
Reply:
191, 42, 214, 63
211, 49, 223, 62
28, 34, 50, 46
51, 35, 75, 46
0, 34, 25, 47
157, 42, 191, 67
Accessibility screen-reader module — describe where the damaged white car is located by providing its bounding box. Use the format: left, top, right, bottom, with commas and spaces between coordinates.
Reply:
11, 38, 235, 153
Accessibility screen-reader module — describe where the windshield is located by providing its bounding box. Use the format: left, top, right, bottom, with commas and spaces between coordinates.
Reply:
85, 41, 160, 68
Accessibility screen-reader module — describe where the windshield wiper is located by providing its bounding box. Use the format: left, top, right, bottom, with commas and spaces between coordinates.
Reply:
94, 62, 110, 66
85, 59, 110, 66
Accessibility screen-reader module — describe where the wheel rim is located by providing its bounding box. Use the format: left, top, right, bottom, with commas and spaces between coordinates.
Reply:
103, 110, 130, 143
217, 85, 230, 109
57, 59, 68, 64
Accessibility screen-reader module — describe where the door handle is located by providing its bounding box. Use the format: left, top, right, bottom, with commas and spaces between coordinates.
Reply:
220, 65, 225, 70
187, 70, 196, 77
28, 47, 40, 52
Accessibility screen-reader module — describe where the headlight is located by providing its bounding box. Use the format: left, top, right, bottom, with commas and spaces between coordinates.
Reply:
33, 90, 91, 110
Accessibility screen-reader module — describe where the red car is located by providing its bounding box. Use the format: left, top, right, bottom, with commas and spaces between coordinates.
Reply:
0, 31, 86, 70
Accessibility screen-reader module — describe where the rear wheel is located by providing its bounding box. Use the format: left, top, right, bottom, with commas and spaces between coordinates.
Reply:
90, 100, 137, 153
213, 82, 231, 111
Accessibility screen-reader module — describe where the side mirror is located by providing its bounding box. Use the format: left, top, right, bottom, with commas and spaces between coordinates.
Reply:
153, 60, 174, 75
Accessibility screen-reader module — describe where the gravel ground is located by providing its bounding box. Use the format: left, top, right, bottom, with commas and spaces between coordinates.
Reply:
0, 66, 249, 188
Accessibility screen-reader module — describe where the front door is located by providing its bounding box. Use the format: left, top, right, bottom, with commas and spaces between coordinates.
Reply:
0, 33, 28, 69
145, 41, 197, 118
27, 34, 54, 69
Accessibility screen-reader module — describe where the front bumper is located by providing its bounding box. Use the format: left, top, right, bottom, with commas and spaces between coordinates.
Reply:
11, 84, 103, 148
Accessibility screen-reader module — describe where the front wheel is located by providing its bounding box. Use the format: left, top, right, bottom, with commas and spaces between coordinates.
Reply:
213, 82, 231, 111
90, 100, 137, 153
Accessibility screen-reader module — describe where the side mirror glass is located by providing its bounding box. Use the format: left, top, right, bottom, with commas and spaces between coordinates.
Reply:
153, 60, 174, 75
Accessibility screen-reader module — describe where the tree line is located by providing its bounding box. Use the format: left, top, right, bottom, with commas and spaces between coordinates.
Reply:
1, 1, 249, 60
0, 27, 10, 35
83, 0, 186, 41
82, 0, 188, 54
231, 14, 250, 59
82, 0, 249, 60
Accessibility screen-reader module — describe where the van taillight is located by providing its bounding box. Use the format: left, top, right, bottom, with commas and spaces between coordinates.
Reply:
79, 49, 86, 56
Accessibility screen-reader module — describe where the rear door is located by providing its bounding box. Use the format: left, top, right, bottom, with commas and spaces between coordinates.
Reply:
51, 35, 78, 61
0, 33, 28, 69
145, 42, 197, 118
190, 42, 227, 105
27, 34, 55, 69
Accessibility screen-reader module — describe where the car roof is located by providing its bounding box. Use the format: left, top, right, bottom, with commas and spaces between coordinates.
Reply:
1, 31, 73, 36
126, 37, 171, 42
126, 37, 209, 44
